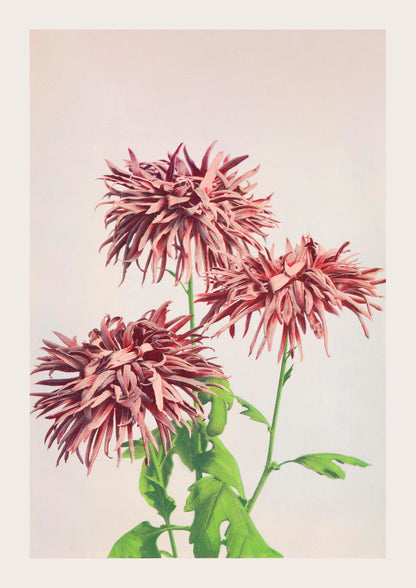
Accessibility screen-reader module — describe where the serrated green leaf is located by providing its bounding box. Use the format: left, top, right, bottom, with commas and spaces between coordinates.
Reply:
171, 421, 208, 471
194, 437, 246, 498
184, 476, 282, 558
108, 521, 163, 558
234, 396, 271, 430
144, 479, 176, 519
197, 377, 233, 437
139, 445, 175, 518
288, 453, 370, 479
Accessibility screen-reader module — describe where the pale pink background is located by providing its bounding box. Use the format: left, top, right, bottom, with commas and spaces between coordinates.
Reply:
31, 30, 385, 558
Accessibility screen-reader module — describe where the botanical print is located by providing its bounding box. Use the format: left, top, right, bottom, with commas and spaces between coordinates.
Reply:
30, 30, 385, 558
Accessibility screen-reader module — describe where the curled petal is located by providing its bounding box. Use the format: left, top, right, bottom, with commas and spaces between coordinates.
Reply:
198, 235, 384, 361
32, 303, 226, 473
99, 143, 279, 284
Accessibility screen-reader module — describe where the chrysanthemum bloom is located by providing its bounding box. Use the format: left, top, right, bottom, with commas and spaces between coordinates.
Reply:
99, 142, 278, 284
31, 303, 225, 473
198, 236, 384, 362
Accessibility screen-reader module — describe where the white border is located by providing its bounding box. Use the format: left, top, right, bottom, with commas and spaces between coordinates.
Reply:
2, 1, 415, 586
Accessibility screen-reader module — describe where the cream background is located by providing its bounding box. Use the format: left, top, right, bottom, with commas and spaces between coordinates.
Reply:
30, 30, 385, 558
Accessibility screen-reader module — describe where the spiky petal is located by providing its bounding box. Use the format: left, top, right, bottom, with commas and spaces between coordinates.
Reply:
32, 303, 225, 473
198, 236, 384, 362
99, 143, 278, 285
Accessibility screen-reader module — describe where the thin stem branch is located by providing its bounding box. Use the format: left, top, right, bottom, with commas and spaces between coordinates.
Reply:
246, 336, 289, 514
164, 269, 188, 294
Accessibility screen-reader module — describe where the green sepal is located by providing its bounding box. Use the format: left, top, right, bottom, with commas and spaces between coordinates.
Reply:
184, 476, 282, 558
194, 437, 246, 498
234, 396, 271, 430
108, 521, 164, 558
286, 453, 370, 479
197, 377, 233, 437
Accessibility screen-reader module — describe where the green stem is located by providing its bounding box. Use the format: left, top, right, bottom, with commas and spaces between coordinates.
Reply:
185, 270, 204, 482
246, 336, 289, 514
187, 272, 195, 332
149, 445, 178, 558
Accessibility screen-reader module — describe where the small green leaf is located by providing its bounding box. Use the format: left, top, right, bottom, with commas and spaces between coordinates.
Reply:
234, 396, 271, 430
139, 445, 175, 519
198, 377, 233, 437
121, 439, 147, 460
185, 476, 282, 558
143, 479, 176, 519
172, 421, 208, 471
287, 453, 370, 479
283, 364, 294, 386
194, 437, 246, 498
108, 521, 164, 558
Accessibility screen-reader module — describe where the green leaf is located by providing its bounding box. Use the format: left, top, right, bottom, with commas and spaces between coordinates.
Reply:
139, 444, 176, 519
198, 377, 234, 437
171, 421, 208, 471
143, 479, 176, 519
198, 377, 234, 409
122, 421, 208, 473
288, 453, 370, 479
121, 438, 147, 460
194, 437, 246, 498
234, 396, 271, 430
184, 476, 282, 558
283, 364, 294, 386
108, 521, 164, 558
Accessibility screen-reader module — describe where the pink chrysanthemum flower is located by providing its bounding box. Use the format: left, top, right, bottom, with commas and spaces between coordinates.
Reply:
99, 142, 278, 284
198, 235, 384, 362
31, 303, 225, 474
